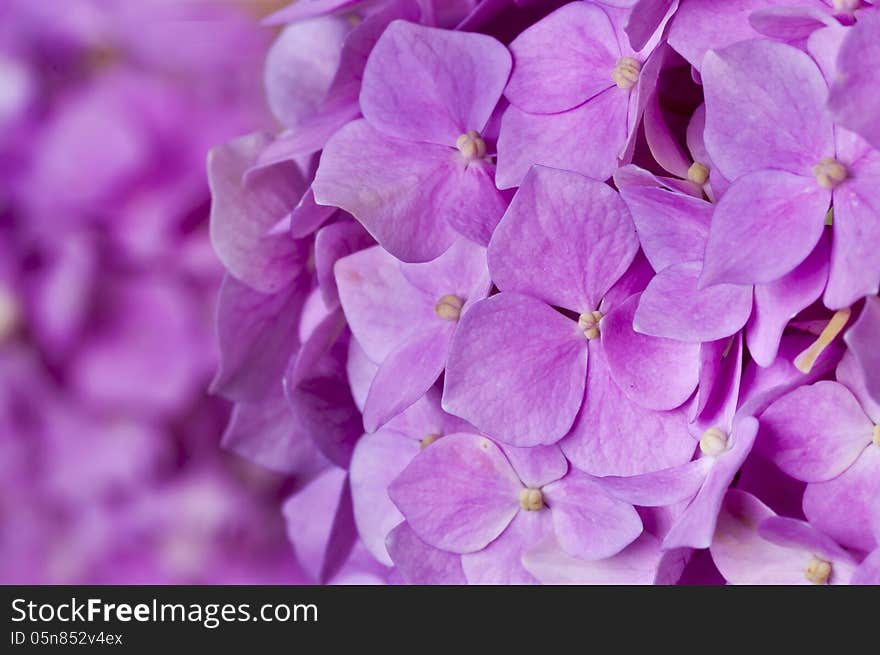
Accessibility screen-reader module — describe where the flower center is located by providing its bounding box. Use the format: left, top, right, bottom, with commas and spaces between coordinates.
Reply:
0, 285, 20, 342
519, 488, 544, 511
804, 557, 832, 585
420, 434, 440, 450
611, 57, 641, 90
434, 294, 464, 322
578, 310, 603, 340
873, 425, 880, 447
794, 308, 851, 374
687, 162, 709, 185
813, 157, 847, 189
456, 130, 487, 161
699, 427, 729, 456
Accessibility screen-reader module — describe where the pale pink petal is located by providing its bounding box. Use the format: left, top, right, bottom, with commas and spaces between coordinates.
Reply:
360, 20, 511, 145
489, 165, 639, 311
385, 522, 466, 585
461, 510, 552, 584
442, 293, 589, 447
388, 433, 522, 553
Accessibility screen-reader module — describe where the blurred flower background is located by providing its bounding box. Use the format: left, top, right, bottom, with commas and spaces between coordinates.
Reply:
0, 0, 308, 583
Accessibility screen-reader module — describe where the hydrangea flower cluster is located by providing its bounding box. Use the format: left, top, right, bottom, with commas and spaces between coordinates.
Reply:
0, 0, 307, 583
210, 0, 880, 584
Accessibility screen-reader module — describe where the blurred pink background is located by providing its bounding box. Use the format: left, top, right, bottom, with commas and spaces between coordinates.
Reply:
0, 0, 307, 583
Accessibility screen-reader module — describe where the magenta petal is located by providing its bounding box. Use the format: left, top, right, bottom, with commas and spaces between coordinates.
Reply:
523, 532, 664, 585
844, 295, 880, 404
691, 334, 743, 436
828, 11, 880, 150
702, 39, 832, 180
264, 18, 348, 128
263, 0, 360, 25
212, 274, 308, 402
619, 181, 712, 273
663, 417, 759, 549
825, 152, 880, 308
314, 221, 373, 308
440, 160, 508, 246
634, 261, 753, 342
700, 171, 830, 287
748, 6, 833, 42
334, 245, 433, 364
385, 522, 466, 585
759, 381, 872, 483
461, 510, 552, 585
500, 444, 568, 489
603, 294, 700, 410
362, 326, 453, 432
852, 549, 880, 586
505, 2, 618, 114
596, 458, 712, 507
282, 467, 356, 583
290, 188, 338, 239
495, 88, 629, 189
758, 516, 855, 565
711, 490, 813, 585
443, 293, 588, 446
489, 165, 639, 311
561, 341, 694, 476
208, 133, 308, 293
313, 119, 458, 262
747, 234, 830, 367
222, 390, 328, 477
803, 446, 880, 552
543, 471, 643, 560
388, 433, 521, 553
360, 20, 510, 146
350, 431, 419, 565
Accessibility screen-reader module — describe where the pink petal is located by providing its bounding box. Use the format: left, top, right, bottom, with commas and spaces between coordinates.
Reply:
505, 2, 618, 114
596, 458, 712, 507
282, 467, 356, 583
208, 133, 309, 293
699, 170, 830, 287
561, 340, 694, 476
460, 510, 552, 584
702, 39, 832, 180
825, 151, 880, 308
500, 444, 569, 489
758, 516, 856, 565
749, 5, 834, 42
543, 471, 643, 560
619, 176, 712, 272
603, 293, 701, 411
350, 430, 419, 565
222, 390, 329, 477
690, 334, 743, 435
388, 433, 522, 553
844, 295, 880, 405
711, 490, 816, 585
314, 220, 374, 307
758, 381, 872, 482
363, 326, 454, 432
313, 119, 458, 262
522, 532, 665, 584
212, 274, 308, 402
663, 417, 758, 549
263, 0, 361, 25
803, 446, 880, 552
334, 245, 434, 364
360, 20, 510, 146
852, 549, 880, 586
264, 18, 349, 128
495, 87, 628, 189
746, 234, 830, 367
385, 522, 466, 585
489, 165, 639, 311
442, 293, 589, 447
290, 188, 338, 239
634, 261, 753, 342
828, 11, 880, 150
